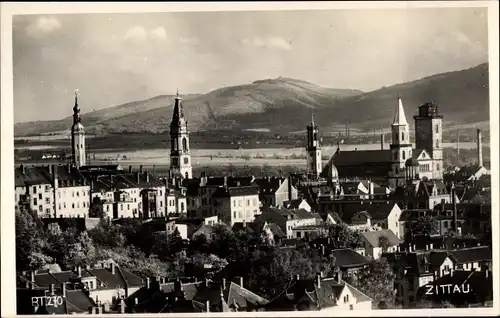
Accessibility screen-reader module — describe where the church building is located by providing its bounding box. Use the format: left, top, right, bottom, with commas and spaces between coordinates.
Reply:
71, 90, 86, 168
320, 95, 444, 188
169, 91, 193, 179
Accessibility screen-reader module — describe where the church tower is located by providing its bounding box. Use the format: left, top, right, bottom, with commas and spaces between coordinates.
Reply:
306, 114, 322, 179
71, 90, 86, 168
414, 102, 443, 180
390, 95, 412, 179
169, 91, 192, 179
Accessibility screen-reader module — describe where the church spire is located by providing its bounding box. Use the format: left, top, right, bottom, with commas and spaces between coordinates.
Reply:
73, 89, 81, 124
311, 112, 315, 127
392, 93, 408, 126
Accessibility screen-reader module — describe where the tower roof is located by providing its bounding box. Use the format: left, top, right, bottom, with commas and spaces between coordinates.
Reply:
72, 89, 82, 126
392, 94, 408, 126
170, 90, 186, 128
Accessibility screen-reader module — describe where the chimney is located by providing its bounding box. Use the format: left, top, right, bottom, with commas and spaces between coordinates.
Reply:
380, 134, 384, 150
413, 244, 416, 251
222, 278, 226, 290
136, 172, 140, 184
287, 175, 293, 202
336, 270, 342, 284
486, 269, 489, 279
295, 274, 300, 281
441, 199, 446, 212
146, 277, 150, 289
146, 172, 150, 183
223, 176, 228, 188
327, 237, 331, 245
140, 165, 144, 173
111, 262, 116, 275
452, 185, 458, 231
120, 299, 125, 314
477, 129, 483, 167
129, 166, 132, 173
425, 244, 429, 251
62, 283, 67, 297
430, 243, 433, 250
206, 300, 210, 313
321, 244, 325, 256
135, 298, 139, 305
77, 266, 82, 278
316, 273, 321, 288
20, 164, 26, 174
50, 283, 55, 295
31, 271, 35, 283
239, 277, 244, 288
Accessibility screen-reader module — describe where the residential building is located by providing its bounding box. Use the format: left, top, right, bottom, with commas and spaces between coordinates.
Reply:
211, 184, 260, 226
256, 176, 298, 209
265, 272, 372, 311
359, 229, 401, 260
257, 208, 318, 239
15, 165, 54, 217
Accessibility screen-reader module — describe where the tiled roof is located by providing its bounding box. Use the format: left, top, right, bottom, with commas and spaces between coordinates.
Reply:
265, 223, 286, 238
360, 229, 401, 248
285, 199, 305, 209
266, 277, 364, 311
336, 202, 397, 222
329, 248, 370, 268
16, 287, 95, 315
255, 177, 286, 194
417, 270, 493, 302
211, 185, 260, 198
15, 165, 53, 187
448, 246, 491, 264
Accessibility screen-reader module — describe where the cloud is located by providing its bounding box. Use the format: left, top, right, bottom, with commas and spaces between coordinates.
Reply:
149, 27, 167, 41
124, 25, 148, 42
241, 36, 292, 51
180, 36, 199, 46
25, 16, 61, 37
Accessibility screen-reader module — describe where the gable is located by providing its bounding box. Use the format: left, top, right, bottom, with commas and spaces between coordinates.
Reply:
415, 149, 432, 161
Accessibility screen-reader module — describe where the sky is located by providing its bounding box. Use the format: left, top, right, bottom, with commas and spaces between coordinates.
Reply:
12, 8, 489, 123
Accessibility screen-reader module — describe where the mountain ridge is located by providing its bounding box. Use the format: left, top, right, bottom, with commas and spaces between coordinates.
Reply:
14, 62, 489, 136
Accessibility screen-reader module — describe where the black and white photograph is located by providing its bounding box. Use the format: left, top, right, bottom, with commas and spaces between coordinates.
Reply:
1, 1, 499, 316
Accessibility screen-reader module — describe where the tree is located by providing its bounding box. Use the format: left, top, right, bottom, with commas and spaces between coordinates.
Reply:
409, 216, 439, 237
15, 208, 52, 271
63, 232, 97, 268
246, 247, 335, 300
350, 258, 395, 309
88, 219, 126, 248
326, 224, 363, 249
378, 235, 391, 252
89, 197, 105, 219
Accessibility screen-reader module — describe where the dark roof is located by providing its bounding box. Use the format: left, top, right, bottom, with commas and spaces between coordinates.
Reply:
21, 265, 143, 290
331, 149, 392, 165
15, 165, 53, 187
335, 202, 398, 222
17, 287, 95, 315
79, 164, 123, 172
255, 177, 286, 194
284, 199, 306, 209
360, 230, 401, 248
264, 223, 286, 238
417, 270, 493, 304
449, 246, 491, 264
212, 185, 260, 198
329, 248, 370, 268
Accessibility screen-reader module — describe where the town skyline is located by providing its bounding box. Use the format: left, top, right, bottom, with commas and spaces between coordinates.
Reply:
13, 7, 489, 123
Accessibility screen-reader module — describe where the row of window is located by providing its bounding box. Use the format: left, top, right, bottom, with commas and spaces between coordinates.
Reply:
232, 209, 258, 219
233, 198, 258, 208
58, 201, 87, 210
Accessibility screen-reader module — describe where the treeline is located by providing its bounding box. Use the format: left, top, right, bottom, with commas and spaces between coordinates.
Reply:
16, 207, 397, 308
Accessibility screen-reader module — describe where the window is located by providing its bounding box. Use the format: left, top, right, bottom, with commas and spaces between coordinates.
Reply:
184, 157, 189, 164
77, 191, 79, 197
436, 163, 440, 171
39, 205, 43, 212
72, 203, 75, 209
127, 204, 130, 210
45, 185, 50, 192
45, 198, 50, 204
435, 124, 439, 133
58, 192, 61, 198
58, 204, 61, 210
160, 201, 163, 207
38, 193, 42, 200
233, 211, 236, 218
182, 138, 188, 151
402, 132, 405, 141
33, 186, 37, 194
33, 198, 37, 205
402, 151, 406, 160
443, 221, 448, 228
239, 200, 242, 207
121, 204, 123, 211
83, 202, 86, 208
247, 199, 250, 206
394, 152, 398, 160
77, 202, 80, 208
344, 295, 349, 303
64, 203, 66, 209
436, 139, 440, 148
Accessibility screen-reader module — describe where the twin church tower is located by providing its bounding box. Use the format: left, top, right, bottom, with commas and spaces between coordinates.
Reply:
69, 90, 192, 179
